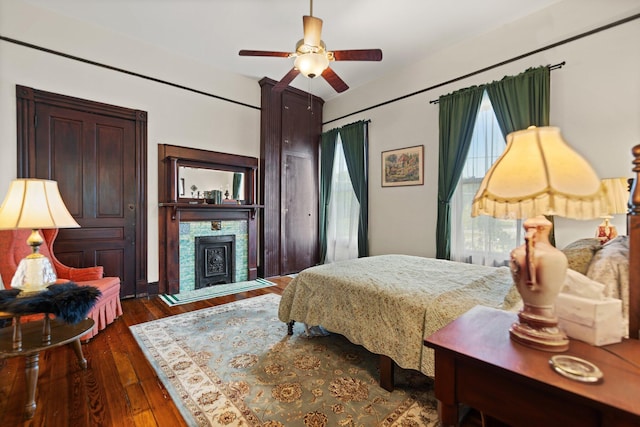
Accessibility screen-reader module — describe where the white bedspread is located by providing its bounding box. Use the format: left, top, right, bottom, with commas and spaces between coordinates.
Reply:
278, 254, 520, 377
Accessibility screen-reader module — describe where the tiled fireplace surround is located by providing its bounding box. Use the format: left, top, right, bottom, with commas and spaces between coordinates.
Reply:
179, 220, 248, 292
159, 204, 260, 295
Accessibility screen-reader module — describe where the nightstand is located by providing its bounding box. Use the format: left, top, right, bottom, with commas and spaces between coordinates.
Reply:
424, 305, 640, 427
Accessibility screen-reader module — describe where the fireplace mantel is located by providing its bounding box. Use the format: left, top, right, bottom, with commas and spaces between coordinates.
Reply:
159, 202, 262, 221
158, 144, 261, 295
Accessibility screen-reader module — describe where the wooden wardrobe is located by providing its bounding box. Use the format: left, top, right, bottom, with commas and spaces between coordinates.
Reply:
259, 78, 324, 278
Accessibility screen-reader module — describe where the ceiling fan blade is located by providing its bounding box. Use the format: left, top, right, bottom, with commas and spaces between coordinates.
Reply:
303, 15, 323, 47
273, 68, 301, 92
239, 50, 291, 58
321, 67, 349, 93
332, 49, 383, 61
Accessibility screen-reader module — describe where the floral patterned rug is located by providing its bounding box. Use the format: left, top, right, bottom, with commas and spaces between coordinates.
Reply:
129, 294, 439, 426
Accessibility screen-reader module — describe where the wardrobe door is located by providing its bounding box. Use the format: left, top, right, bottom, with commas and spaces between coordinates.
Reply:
281, 91, 320, 274
259, 78, 323, 277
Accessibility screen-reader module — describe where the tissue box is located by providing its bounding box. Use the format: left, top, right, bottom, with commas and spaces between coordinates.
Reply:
555, 293, 623, 346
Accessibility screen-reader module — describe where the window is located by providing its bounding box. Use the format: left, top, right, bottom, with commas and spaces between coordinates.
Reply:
450, 91, 522, 266
325, 135, 360, 263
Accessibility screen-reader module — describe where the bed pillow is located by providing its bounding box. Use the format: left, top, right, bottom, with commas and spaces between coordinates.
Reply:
561, 238, 602, 275
586, 236, 629, 300
586, 236, 629, 337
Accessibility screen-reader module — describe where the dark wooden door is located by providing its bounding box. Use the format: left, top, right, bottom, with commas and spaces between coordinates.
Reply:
280, 91, 320, 274
16, 86, 147, 298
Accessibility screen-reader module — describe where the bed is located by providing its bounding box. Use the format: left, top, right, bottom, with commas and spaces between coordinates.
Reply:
278, 255, 519, 383
278, 144, 640, 390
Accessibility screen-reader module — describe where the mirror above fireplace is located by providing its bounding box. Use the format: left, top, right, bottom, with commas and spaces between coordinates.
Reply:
179, 166, 244, 201
158, 143, 257, 205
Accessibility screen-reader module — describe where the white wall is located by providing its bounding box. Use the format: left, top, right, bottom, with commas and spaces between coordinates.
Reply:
325, 0, 640, 256
1, 0, 639, 284
0, 0, 261, 284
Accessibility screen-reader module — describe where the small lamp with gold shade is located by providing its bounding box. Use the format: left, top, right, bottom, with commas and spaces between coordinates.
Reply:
472, 126, 606, 352
596, 177, 629, 243
0, 178, 80, 294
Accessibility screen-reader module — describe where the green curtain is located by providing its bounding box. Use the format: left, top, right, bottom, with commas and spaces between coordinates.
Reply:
319, 128, 339, 263
232, 172, 242, 200
485, 66, 550, 137
486, 66, 554, 244
340, 121, 369, 258
436, 86, 485, 259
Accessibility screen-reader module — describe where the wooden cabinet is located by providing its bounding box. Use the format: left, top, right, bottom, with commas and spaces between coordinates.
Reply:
259, 78, 324, 277
424, 306, 640, 427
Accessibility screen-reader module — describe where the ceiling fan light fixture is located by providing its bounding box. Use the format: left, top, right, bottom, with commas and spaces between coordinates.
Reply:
294, 53, 329, 78
239, 1, 382, 93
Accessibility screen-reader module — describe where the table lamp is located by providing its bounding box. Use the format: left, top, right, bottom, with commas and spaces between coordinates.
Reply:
595, 177, 629, 243
0, 178, 80, 294
472, 126, 606, 351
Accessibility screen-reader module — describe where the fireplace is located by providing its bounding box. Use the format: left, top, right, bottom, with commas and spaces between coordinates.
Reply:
177, 220, 248, 292
158, 144, 260, 295
194, 235, 236, 288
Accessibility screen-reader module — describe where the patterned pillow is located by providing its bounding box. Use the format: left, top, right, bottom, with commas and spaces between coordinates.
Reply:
586, 236, 629, 337
561, 238, 602, 275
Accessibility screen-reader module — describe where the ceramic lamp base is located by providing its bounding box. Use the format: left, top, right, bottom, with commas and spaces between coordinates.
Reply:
509, 216, 570, 352
596, 217, 618, 244
509, 308, 569, 352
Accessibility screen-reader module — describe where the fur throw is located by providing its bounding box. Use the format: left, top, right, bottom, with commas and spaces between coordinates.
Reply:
0, 283, 101, 324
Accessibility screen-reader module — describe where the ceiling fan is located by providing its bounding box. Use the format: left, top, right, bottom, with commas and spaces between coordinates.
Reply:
239, 0, 382, 94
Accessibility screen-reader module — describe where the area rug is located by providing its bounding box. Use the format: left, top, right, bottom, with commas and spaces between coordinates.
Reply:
130, 294, 439, 426
158, 278, 276, 306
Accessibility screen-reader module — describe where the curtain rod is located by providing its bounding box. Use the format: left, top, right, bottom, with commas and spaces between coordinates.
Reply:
428, 61, 565, 104
323, 12, 640, 125
323, 119, 371, 135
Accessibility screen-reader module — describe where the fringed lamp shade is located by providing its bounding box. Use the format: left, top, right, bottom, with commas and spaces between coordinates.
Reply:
472, 126, 606, 220
601, 177, 630, 215
470, 126, 606, 352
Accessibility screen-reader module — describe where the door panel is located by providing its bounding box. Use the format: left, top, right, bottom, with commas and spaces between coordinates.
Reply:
97, 125, 126, 217
279, 90, 320, 275
33, 103, 136, 297
281, 153, 318, 274
46, 116, 85, 215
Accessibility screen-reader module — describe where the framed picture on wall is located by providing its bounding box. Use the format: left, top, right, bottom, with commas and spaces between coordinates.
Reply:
381, 145, 424, 187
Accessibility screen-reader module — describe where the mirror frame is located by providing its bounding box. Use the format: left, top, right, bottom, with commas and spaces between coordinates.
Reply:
158, 144, 257, 205
178, 166, 244, 201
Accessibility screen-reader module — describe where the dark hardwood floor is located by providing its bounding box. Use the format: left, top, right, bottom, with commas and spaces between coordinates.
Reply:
0, 276, 485, 426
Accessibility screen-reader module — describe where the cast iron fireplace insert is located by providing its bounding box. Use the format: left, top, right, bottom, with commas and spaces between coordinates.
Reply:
194, 235, 235, 288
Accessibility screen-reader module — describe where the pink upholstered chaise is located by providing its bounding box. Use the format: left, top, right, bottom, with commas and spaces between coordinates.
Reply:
0, 229, 122, 341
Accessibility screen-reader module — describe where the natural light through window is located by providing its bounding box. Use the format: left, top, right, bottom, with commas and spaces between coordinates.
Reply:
325, 136, 360, 263
450, 91, 522, 266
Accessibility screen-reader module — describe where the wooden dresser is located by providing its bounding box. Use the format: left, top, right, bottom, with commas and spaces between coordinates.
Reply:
424, 305, 640, 427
